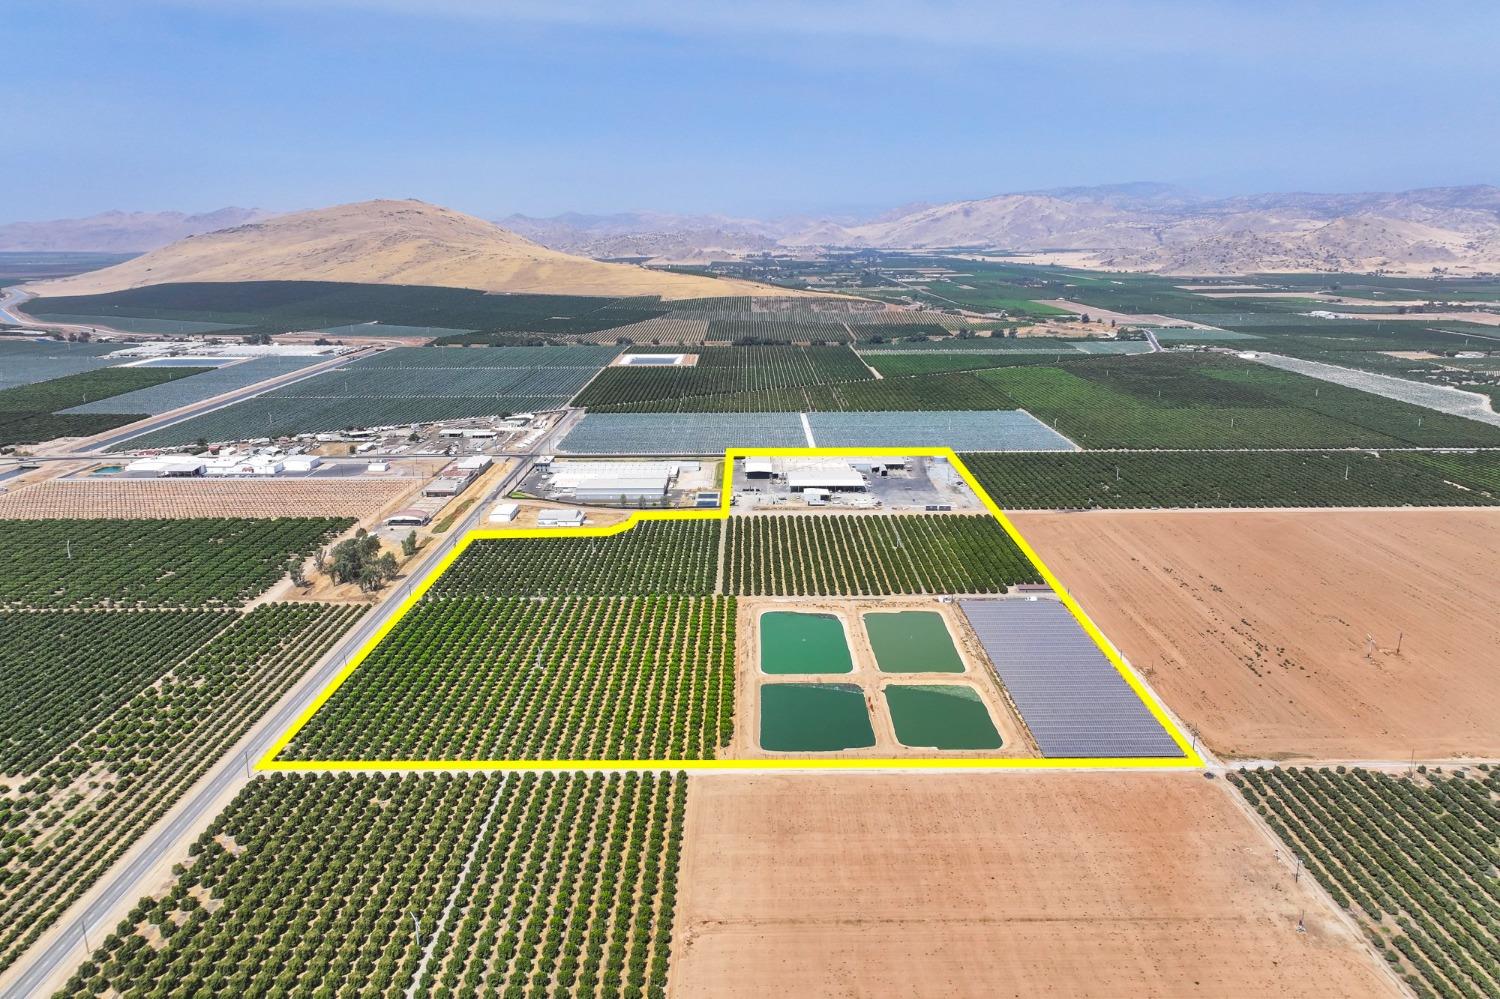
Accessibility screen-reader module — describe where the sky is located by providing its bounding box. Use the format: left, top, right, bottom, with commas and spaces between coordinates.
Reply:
3, 0, 1498, 222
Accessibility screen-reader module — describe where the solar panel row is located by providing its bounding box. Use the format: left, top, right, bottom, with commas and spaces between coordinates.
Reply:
959, 598, 1182, 758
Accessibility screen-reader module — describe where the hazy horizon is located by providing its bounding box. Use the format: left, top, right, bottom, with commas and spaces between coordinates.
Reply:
4, 1, 1499, 222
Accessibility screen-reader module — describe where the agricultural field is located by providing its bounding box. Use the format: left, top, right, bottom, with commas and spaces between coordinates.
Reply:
0, 340, 127, 391
432, 519, 721, 596
862, 350, 1093, 377
22, 282, 663, 337
60, 355, 325, 416
0, 366, 205, 445
704, 318, 851, 344
978, 355, 1500, 449
575, 315, 710, 346
556, 412, 810, 454
0, 603, 362, 975
20, 315, 248, 335
57, 772, 684, 999
1250, 352, 1500, 426
0, 476, 419, 520
963, 450, 1500, 509
572, 346, 872, 409
0, 608, 232, 772
724, 514, 1039, 596
670, 773, 1393, 998
0, 517, 349, 608
116, 346, 616, 446
591, 370, 1019, 413
1012, 509, 1500, 759
1234, 766, 1499, 999
805, 410, 1072, 450
279, 595, 735, 761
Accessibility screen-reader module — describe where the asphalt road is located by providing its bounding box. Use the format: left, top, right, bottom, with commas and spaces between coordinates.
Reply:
0, 445, 546, 998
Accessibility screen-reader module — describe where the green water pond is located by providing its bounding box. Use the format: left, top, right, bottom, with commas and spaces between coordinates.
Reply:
759, 683, 875, 752
863, 610, 964, 673
759, 611, 853, 674
884, 684, 1002, 750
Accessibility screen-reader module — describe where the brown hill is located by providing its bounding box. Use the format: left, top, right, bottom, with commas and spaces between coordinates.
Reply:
24, 200, 797, 299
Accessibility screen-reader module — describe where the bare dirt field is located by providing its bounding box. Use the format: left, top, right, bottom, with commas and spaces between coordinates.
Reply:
668, 772, 1394, 999
0, 476, 419, 520
1012, 509, 1500, 761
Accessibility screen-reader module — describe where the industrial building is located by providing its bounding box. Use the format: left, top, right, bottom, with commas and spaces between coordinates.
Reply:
125, 457, 206, 477
744, 457, 774, 479
545, 460, 695, 504
570, 477, 669, 502
537, 508, 586, 527
785, 462, 866, 493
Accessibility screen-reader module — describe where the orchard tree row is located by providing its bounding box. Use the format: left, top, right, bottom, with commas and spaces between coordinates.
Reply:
962, 450, 1500, 510
283, 595, 735, 762
432, 520, 721, 598
58, 772, 687, 999
0, 517, 351, 609
0, 609, 232, 772
0, 603, 363, 974
725, 514, 1039, 596
1232, 765, 1499, 999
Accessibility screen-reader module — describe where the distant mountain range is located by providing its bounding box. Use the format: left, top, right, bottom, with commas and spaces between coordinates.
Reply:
9, 184, 1500, 276
0, 208, 268, 253
782, 184, 1500, 275
503, 184, 1500, 275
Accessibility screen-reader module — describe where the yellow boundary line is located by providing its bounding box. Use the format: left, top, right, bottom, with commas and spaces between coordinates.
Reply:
259, 448, 1205, 772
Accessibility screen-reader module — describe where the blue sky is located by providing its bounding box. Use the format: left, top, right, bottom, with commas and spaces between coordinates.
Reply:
3, 1, 1498, 221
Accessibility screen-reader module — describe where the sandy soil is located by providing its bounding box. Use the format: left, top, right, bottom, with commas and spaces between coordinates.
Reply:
0, 475, 420, 519
668, 772, 1395, 999
1011, 509, 1500, 760
727, 596, 1036, 760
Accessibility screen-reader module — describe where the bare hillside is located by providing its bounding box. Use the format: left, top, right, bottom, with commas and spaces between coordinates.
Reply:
780, 184, 1500, 275
24, 200, 797, 299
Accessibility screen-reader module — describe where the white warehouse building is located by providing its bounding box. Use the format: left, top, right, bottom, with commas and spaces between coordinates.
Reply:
785, 462, 866, 493
570, 476, 670, 502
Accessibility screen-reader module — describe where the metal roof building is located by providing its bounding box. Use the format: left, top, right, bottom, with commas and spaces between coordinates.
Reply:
785, 463, 865, 492
570, 476, 670, 501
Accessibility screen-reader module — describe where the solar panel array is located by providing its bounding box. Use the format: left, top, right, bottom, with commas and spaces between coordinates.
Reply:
960, 598, 1183, 758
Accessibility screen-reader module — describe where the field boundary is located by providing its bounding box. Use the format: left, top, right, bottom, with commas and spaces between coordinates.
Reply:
257, 447, 1205, 771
